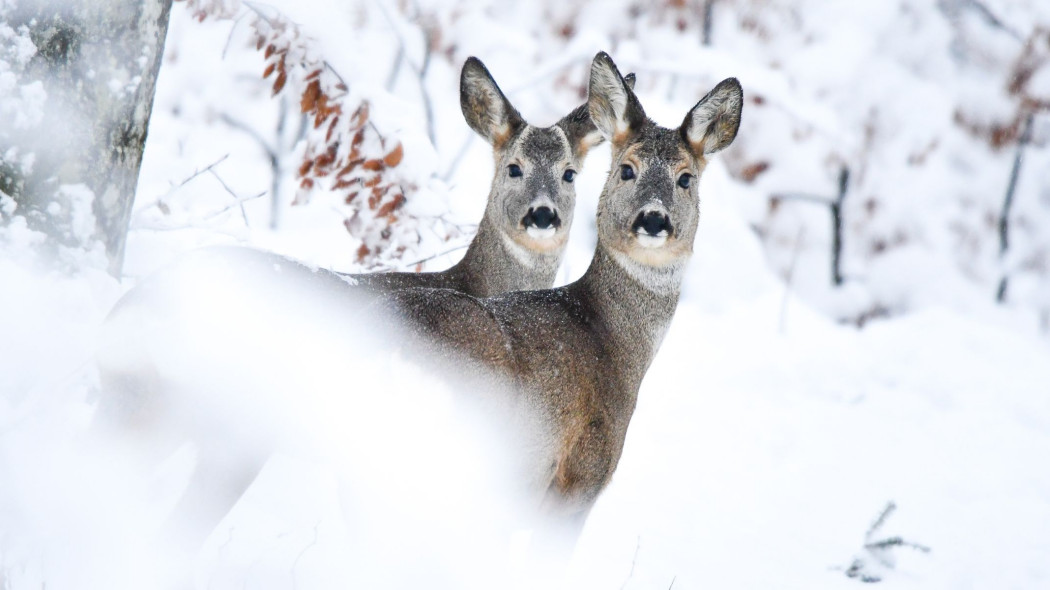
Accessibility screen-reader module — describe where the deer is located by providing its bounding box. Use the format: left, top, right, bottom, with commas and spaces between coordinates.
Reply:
376, 51, 742, 541
94, 56, 635, 569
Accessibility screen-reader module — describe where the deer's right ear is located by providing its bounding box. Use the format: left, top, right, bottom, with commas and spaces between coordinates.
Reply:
460, 57, 525, 149
680, 77, 743, 157
557, 72, 638, 159
588, 53, 646, 145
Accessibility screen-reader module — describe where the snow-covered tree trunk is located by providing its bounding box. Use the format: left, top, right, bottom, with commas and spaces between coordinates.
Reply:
4, 0, 172, 276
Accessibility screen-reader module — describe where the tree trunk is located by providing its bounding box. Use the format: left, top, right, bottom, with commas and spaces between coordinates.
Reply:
5, 0, 173, 277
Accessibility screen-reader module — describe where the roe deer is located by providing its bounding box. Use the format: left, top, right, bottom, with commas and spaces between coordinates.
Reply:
378, 52, 742, 534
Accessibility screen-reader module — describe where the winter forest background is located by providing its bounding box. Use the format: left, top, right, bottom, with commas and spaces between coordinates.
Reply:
2, 0, 1050, 588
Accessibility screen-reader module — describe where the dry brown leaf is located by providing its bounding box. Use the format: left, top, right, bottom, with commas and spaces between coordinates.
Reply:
376, 193, 405, 217
301, 79, 321, 113
326, 116, 339, 143
383, 143, 403, 167
273, 70, 287, 96
362, 159, 384, 172
350, 102, 370, 129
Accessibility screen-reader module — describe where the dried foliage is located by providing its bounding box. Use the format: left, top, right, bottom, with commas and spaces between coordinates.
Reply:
177, 0, 435, 268
954, 27, 1050, 150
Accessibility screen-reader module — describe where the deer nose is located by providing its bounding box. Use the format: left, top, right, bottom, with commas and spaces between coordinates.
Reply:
632, 210, 672, 237
522, 206, 561, 230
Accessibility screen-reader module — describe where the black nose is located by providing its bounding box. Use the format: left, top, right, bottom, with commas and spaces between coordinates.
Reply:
632, 211, 672, 236
522, 206, 560, 230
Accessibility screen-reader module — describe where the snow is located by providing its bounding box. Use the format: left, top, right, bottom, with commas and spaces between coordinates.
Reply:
2, 0, 1050, 588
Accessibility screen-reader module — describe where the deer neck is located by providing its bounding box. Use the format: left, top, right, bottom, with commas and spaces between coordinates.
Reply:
573, 243, 685, 383
449, 206, 562, 297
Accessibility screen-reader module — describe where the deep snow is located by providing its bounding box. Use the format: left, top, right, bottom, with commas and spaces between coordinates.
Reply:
2, 1, 1050, 588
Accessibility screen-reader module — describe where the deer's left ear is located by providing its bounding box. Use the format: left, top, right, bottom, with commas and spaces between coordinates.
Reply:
680, 77, 743, 157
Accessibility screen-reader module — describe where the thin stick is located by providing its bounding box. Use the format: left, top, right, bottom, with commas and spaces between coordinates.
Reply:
398, 243, 469, 269
779, 225, 806, 334
619, 536, 642, 590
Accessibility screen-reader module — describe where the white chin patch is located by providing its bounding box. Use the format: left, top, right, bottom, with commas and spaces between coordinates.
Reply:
636, 232, 668, 248
526, 226, 557, 240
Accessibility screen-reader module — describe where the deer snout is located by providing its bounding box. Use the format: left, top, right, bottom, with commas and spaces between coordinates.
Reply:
633, 210, 672, 235
522, 205, 561, 239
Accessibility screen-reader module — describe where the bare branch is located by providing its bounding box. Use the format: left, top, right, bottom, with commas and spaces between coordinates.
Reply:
397, 243, 469, 269
997, 112, 1035, 302
619, 536, 642, 590
442, 134, 476, 182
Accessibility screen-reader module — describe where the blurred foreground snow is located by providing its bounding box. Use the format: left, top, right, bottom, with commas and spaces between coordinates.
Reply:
3, 0, 1050, 588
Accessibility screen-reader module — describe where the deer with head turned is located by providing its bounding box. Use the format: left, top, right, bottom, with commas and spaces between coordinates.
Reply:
380, 52, 742, 533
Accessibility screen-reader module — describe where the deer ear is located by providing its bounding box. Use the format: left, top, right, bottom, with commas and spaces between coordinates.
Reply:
680, 77, 743, 157
557, 72, 638, 158
460, 57, 525, 149
587, 53, 646, 145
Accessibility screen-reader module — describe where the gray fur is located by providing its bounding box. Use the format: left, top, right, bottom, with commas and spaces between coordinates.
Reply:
382, 52, 744, 529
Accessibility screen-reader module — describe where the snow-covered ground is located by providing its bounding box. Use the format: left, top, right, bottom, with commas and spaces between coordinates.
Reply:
3, 1, 1050, 588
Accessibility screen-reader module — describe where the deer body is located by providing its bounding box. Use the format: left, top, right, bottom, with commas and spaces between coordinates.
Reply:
380, 53, 743, 523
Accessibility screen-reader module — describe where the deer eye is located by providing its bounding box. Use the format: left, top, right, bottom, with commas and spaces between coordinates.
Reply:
678, 173, 692, 189
508, 164, 523, 178
621, 164, 635, 181
562, 169, 576, 183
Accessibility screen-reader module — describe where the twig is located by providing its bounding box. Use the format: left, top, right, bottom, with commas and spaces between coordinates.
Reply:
505, 52, 591, 95
417, 25, 437, 147
996, 112, 1034, 303
222, 11, 251, 59
779, 225, 806, 334
962, 0, 1023, 42
397, 243, 469, 269
219, 113, 277, 161
291, 522, 320, 590
701, 0, 714, 46
769, 192, 833, 206
865, 537, 931, 553
201, 190, 266, 220
830, 167, 850, 286
442, 133, 475, 182
153, 154, 231, 207
372, 0, 437, 147
865, 501, 896, 540
668, 575, 677, 589
619, 536, 641, 590
207, 168, 256, 227
768, 165, 850, 287
385, 42, 404, 91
